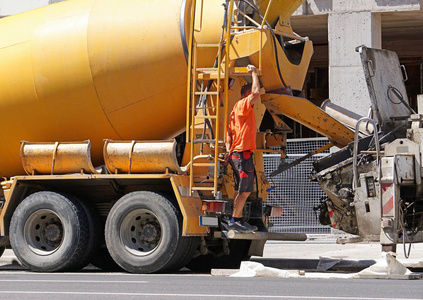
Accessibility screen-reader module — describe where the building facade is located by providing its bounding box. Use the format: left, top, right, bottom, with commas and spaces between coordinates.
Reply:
292, 0, 423, 120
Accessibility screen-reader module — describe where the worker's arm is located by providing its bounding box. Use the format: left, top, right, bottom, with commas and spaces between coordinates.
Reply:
247, 65, 260, 106
224, 128, 232, 165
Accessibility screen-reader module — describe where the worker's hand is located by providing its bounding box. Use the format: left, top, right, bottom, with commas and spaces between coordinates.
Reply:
247, 64, 257, 74
223, 152, 230, 166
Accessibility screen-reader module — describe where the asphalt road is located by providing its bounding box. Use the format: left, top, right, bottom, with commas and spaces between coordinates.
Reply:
0, 270, 422, 300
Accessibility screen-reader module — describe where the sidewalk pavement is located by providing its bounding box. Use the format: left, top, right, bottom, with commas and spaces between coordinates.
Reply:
251, 237, 423, 272
0, 249, 21, 270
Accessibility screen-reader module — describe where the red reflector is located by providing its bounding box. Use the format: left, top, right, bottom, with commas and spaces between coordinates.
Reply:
202, 201, 225, 212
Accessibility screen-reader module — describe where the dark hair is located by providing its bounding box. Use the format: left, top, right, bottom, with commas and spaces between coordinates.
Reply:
241, 83, 252, 98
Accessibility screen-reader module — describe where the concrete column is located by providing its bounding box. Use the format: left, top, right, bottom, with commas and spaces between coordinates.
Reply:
328, 9, 381, 117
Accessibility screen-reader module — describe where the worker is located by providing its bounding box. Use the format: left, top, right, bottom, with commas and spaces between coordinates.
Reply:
223, 64, 260, 233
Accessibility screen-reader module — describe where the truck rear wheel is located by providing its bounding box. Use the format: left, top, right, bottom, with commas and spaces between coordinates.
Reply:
9, 191, 89, 272
90, 246, 123, 271
70, 199, 102, 271
105, 191, 195, 273
89, 211, 122, 271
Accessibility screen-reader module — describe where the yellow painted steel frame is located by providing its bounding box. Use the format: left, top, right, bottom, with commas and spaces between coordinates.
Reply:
0, 174, 207, 237
170, 175, 207, 236
261, 93, 355, 148
0, 178, 22, 236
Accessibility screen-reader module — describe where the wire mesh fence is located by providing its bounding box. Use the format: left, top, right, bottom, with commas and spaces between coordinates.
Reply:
263, 137, 331, 234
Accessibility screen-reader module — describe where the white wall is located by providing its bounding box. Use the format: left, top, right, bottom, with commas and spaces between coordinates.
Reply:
0, 0, 65, 17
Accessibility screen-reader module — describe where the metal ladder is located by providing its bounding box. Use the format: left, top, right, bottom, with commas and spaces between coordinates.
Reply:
186, 0, 267, 196
186, 0, 238, 197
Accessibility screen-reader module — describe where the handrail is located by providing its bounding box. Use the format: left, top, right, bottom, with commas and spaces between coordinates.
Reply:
260, 0, 274, 28
194, 0, 204, 32
185, 0, 197, 142
223, 0, 235, 158
352, 117, 380, 190
213, 40, 223, 196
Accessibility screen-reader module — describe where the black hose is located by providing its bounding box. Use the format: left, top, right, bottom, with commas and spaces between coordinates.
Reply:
387, 85, 416, 115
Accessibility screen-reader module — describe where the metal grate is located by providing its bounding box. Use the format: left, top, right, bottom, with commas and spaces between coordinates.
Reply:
285, 137, 332, 154
264, 138, 331, 234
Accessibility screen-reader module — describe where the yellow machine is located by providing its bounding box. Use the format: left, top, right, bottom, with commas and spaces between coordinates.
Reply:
0, 0, 355, 273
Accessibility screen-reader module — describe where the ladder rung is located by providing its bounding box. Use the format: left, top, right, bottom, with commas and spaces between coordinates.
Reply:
193, 163, 215, 167
196, 106, 218, 110
196, 68, 218, 72
194, 91, 219, 96
194, 115, 217, 119
197, 72, 226, 80
192, 139, 225, 144
193, 139, 218, 144
191, 187, 216, 191
196, 44, 220, 48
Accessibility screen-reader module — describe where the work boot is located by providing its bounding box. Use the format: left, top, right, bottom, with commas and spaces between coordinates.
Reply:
226, 219, 257, 233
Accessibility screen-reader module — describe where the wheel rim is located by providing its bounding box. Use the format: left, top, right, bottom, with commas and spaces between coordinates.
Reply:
120, 209, 162, 256
24, 209, 64, 255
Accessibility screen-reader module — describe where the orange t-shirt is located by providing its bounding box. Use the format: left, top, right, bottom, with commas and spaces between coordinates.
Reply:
228, 96, 256, 153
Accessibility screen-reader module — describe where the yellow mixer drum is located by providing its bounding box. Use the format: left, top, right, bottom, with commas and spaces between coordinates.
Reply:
0, 0, 223, 177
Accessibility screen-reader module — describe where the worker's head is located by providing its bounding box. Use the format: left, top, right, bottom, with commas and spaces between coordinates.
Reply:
241, 83, 252, 98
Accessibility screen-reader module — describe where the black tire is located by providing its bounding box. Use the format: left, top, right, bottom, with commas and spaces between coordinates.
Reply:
187, 239, 251, 272
89, 213, 123, 272
9, 191, 89, 272
0, 247, 5, 258
105, 191, 191, 273
166, 235, 200, 272
68, 199, 101, 271
90, 245, 123, 271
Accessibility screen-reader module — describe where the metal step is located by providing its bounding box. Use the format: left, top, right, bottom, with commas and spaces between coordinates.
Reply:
214, 230, 307, 241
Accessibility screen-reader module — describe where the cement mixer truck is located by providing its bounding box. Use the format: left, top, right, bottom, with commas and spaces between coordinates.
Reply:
1, 0, 405, 274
